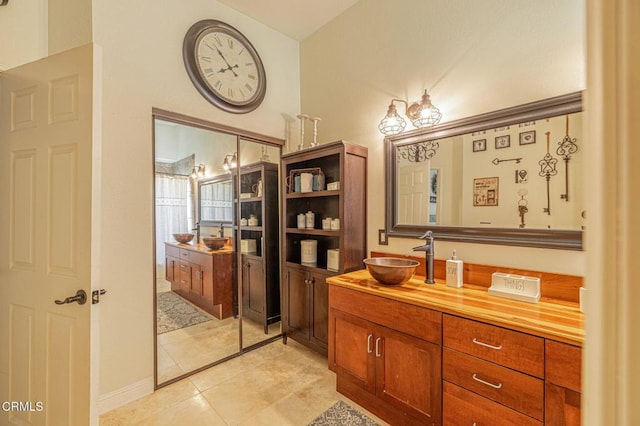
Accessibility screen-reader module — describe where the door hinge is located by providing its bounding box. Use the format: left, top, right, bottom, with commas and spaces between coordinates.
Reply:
92, 289, 107, 304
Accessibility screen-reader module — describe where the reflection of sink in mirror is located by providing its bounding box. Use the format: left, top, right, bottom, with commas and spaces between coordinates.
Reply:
153, 112, 284, 386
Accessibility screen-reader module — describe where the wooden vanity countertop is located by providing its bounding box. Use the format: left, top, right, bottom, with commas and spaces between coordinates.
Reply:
165, 241, 234, 255
327, 269, 584, 346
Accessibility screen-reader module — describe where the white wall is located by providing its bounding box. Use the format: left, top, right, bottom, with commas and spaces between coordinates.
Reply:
300, 0, 586, 274
92, 0, 300, 399
0, 0, 47, 70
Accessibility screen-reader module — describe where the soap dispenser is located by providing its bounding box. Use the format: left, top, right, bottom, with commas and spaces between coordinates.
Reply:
446, 250, 463, 288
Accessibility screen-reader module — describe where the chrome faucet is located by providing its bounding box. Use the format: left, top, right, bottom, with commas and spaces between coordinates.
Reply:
192, 221, 200, 244
412, 231, 435, 284
218, 223, 225, 238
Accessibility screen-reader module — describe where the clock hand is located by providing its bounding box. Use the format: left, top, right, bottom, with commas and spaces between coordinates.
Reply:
215, 47, 239, 77
217, 64, 239, 74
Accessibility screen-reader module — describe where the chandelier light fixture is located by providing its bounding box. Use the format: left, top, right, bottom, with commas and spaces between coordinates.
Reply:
222, 152, 237, 171
378, 90, 442, 136
189, 164, 205, 180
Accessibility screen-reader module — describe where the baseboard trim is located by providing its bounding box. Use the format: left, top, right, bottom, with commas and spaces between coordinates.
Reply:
98, 377, 154, 415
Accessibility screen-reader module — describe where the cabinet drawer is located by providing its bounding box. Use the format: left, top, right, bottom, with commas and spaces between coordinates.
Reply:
443, 314, 544, 378
443, 381, 541, 426
330, 285, 441, 344
189, 250, 212, 266
443, 348, 544, 420
165, 244, 180, 258
179, 249, 190, 259
546, 340, 582, 392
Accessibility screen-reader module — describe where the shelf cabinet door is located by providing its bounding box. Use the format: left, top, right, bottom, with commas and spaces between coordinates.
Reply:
376, 325, 442, 425
284, 266, 310, 337
310, 271, 329, 347
242, 256, 265, 319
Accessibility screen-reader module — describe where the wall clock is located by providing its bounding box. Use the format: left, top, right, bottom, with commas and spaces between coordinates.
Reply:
183, 19, 267, 114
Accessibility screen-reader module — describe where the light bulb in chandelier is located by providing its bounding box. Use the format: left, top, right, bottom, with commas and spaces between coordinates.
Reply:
407, 90, 442, 128
378, 102, 407, 135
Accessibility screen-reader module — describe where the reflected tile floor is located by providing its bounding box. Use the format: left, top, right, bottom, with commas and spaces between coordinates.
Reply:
100, 340, 389, 426
156, 289, 280, 383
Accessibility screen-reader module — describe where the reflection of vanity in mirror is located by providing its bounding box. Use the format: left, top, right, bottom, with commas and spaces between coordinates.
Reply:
386, 92, 584, 250
153, 109, 284, 387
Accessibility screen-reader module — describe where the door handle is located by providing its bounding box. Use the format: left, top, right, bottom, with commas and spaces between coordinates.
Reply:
55, 289, 87, 305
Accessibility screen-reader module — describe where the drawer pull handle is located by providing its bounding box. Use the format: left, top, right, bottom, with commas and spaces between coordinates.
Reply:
472, 373, 503, 389
367, 334, 373, 354
472, 338, 503, 350
375, 337, 382, 357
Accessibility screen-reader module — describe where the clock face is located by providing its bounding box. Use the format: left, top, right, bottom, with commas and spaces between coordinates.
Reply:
183, 20, 266, 113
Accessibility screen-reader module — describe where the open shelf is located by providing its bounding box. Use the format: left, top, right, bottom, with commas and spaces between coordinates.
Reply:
285, 228, 339, 236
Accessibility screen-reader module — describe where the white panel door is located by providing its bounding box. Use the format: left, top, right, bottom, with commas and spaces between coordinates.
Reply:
0, 44, 95, 425
397, 162, 430, 225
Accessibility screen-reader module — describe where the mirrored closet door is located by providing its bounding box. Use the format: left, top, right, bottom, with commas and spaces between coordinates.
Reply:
152, 110, 284, 387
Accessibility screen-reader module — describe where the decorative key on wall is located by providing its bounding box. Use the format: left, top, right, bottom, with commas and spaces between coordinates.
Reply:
538, 131, 558, 215
556, 115, 579, 201
517, 189, 529, 228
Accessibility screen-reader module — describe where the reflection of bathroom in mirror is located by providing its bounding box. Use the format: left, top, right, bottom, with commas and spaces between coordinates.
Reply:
386, 92, 583, 250
153, 110, 283, 386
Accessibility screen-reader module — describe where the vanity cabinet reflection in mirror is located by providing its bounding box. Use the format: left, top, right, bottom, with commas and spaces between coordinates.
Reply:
385, 92, 584, 250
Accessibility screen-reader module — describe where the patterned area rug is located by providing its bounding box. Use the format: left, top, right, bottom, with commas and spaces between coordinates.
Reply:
309, 401, 380, 426
156, 291, 213, 334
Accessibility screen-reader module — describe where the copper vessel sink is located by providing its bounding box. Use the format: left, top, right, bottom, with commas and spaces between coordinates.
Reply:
173, 233, 194, 244
363, 257, 419, 285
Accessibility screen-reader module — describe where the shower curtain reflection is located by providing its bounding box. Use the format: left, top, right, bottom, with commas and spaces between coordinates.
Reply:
155, 174, 191, 289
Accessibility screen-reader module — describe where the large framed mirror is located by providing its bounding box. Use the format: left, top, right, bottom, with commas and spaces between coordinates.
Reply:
385, 92, 583, 250
152, 109, 284, 387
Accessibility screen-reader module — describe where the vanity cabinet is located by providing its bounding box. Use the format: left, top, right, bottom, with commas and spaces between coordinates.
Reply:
164, 242, 234, 320
282, 265, 330, 353
327, 269, 584, 426
329, 285, 442, 425
281, 141, 367, 355
238, 162, 280, 332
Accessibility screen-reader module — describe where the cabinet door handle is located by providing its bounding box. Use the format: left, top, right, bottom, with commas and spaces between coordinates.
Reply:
375, 337, 382, 357
472, 373, 502, 389
472, 337, 503, 350
367, 334, 373, 354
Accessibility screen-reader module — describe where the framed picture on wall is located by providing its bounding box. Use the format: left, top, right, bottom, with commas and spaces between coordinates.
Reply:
495, 135, 510, 149
519, 130, 536, 145
473, 177, 499, 206
472, 139, 487, 152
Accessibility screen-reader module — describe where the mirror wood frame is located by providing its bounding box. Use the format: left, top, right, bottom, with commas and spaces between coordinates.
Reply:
152, 108, 285, 388
384, 91, 583, 250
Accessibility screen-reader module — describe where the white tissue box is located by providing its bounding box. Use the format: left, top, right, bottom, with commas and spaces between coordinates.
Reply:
327, 181, 340, 191
327, 249, 340, 272
241, 239, 257, 253
488, 272, 540, 303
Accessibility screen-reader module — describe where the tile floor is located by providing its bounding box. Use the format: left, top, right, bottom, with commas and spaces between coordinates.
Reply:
100, 339, 388, 425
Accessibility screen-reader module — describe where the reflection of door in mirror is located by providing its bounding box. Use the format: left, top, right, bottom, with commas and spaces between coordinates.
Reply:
238, 140, 282, 349
154, 116, 240, 386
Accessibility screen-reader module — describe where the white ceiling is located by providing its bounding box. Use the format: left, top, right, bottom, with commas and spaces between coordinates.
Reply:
217, 0, 360, 41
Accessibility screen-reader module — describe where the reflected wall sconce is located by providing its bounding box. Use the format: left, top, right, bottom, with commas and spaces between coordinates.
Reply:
378, 90, 442, 136
222, 153, 237, 171
190, 164, 205, 179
